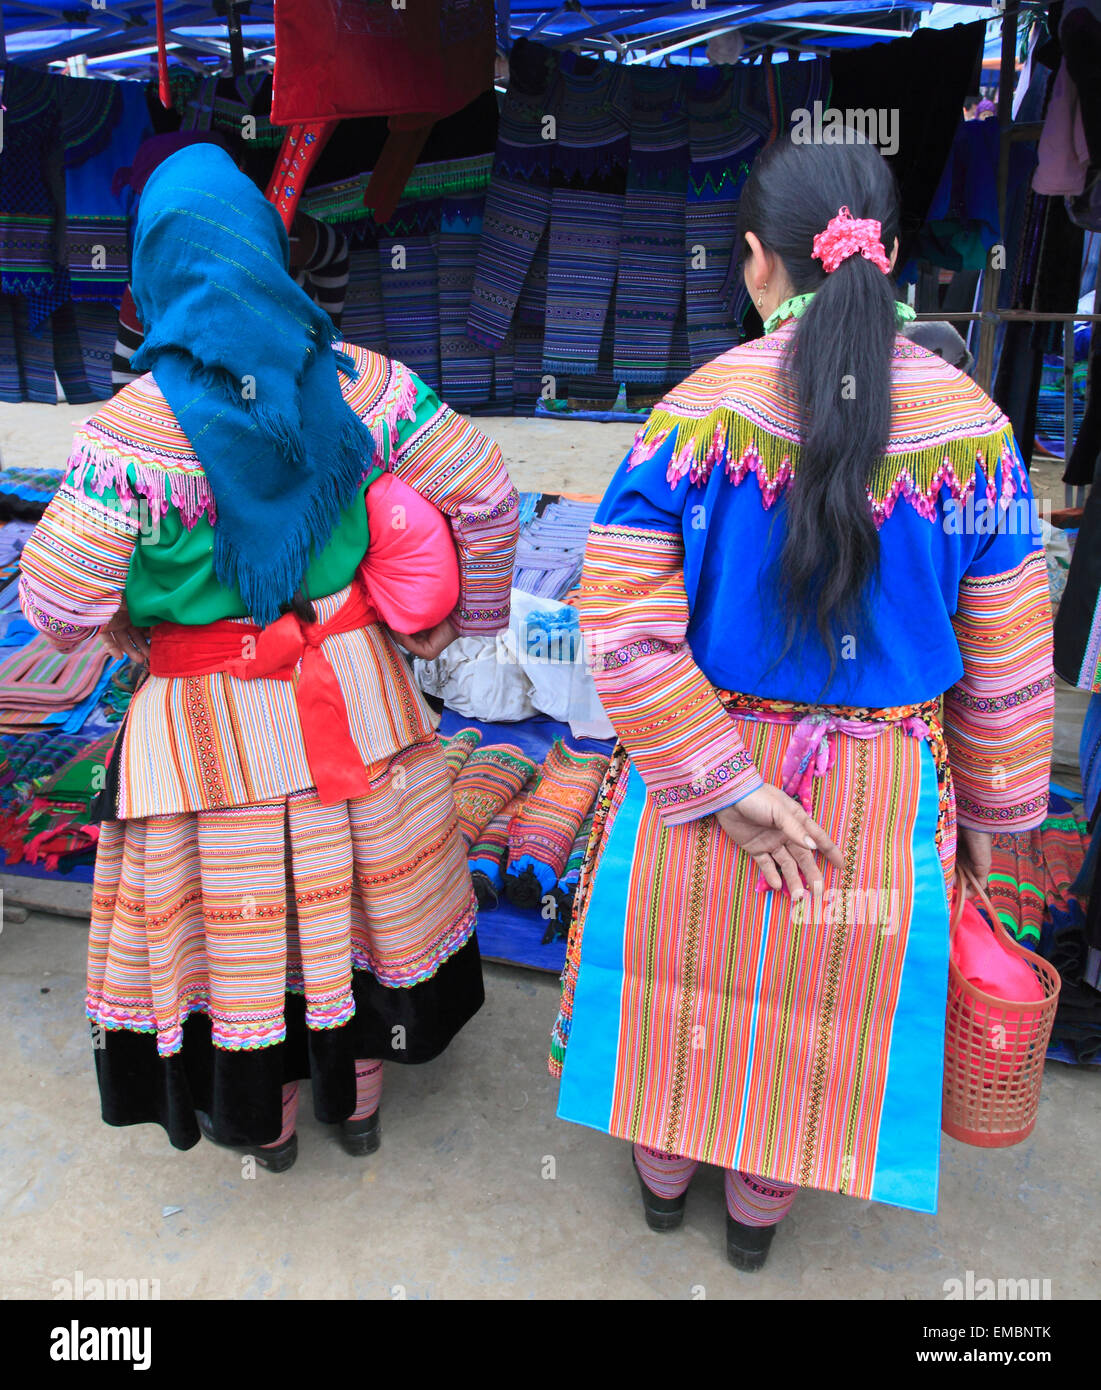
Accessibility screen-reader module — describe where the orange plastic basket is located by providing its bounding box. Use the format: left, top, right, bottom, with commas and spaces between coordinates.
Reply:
942, 869, 1061, 1148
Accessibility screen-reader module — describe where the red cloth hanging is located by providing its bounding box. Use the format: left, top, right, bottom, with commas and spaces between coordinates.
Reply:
270, 0, 495, 126
154, 0, 173, 110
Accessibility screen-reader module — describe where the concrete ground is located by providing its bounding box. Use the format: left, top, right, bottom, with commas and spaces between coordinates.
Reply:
1, 911, 1098, 1301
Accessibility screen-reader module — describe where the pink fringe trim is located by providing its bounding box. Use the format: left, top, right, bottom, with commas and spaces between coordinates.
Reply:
68, 439, 217, 530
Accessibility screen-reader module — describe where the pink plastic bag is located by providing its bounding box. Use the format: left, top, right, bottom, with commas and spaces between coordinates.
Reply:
359, 472, 460, 635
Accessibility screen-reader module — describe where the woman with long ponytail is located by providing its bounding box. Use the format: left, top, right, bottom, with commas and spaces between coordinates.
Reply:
552, 137, 1054, 1270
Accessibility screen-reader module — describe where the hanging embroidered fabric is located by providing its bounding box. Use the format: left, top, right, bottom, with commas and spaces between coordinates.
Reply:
614, 68, 689, 388
684, 61, 776, 368
542, 53, 630, 399
468, 38, 561, 352
438, 195, 495, 409
342, 237, 388, 357
61, 77, 152, 304
377, 199, 443, 392
0, 67, 62, 319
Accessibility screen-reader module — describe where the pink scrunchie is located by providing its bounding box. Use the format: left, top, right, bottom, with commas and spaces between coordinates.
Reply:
811, 205, 891, 275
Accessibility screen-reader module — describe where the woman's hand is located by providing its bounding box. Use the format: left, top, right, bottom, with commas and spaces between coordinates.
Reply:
395, 617, 459, 662
101, 603, 151, 666
956, 825, 993, 896
716, 783, 845, 899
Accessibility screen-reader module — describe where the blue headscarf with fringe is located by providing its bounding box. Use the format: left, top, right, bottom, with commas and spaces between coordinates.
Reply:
129, 144, 376, 627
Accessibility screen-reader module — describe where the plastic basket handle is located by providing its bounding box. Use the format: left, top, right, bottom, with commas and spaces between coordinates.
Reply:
951, 865, 1001, 936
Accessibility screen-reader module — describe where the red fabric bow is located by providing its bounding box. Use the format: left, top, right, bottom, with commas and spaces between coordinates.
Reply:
811, 205, 891, 275
150, 582, 379, 804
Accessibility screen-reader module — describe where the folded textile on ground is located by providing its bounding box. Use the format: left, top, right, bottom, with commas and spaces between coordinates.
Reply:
452, 743, 538, 849
0, 469, 66, 521
0, 730, 97, 809
440, 726, 482, 780
506, 739, 608, 907
547, 807, 595, 934
0, 635, 112, 715
468, 784, 535, 908
0, 730, 112, 869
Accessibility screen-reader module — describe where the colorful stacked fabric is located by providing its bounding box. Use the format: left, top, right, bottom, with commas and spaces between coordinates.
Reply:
506, 740, 609, 906
0, 635, 113, 729
513, 497, 599, 601
468, 785, 535, 908
0, 730, 113, 871
990, 791, 1089, 949
452, 743, 538, 848
0, 469, 65, 521
0, 730, 91, 809
440, 726, 482, 780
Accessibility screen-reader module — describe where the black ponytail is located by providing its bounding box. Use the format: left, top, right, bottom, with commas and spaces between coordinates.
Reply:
735, 137, 901, 678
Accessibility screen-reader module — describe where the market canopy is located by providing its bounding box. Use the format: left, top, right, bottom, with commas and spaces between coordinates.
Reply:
0, 1, 1003, 77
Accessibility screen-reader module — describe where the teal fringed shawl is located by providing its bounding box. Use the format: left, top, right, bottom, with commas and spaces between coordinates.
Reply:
129, 144, 376, 627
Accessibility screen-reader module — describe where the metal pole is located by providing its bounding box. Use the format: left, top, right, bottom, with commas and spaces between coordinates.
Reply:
975, 0, 1019, 391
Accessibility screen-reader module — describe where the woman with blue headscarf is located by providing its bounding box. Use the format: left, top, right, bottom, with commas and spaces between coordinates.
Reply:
20, 144, 519, 1170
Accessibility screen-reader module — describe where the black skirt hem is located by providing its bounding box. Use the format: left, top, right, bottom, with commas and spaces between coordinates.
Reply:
93, 934, 484, 1150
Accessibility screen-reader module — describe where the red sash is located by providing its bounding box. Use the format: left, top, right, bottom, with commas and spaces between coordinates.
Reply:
149, 583, 379, 804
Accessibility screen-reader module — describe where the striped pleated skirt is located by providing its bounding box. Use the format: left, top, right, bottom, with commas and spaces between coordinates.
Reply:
554, 712, 953, 1214
88, 735, 483, 1149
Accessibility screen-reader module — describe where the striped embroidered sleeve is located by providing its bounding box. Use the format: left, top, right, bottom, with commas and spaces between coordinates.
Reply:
19, 465, 140, 652
944, 546, 1055, 832
580, 521, 764, 826
389, 375, 518, 636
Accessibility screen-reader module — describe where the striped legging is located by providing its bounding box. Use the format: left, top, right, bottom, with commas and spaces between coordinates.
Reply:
634, 1143, 797, 1227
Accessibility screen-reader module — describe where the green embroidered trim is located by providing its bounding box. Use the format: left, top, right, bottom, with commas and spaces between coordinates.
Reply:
633, 404, 1013, 508
763, 291, 917, 335
299, 153, 496, 225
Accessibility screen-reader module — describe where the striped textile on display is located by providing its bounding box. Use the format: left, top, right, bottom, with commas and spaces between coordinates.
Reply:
0, 634, 112, 714
62, 78, 151, 304
437, 201, 495, 409
513, 496, 599, 601
86, 739, 477, 1058
452, 744, 538, 848
341, 241, 389, 356
988, 796, 1089, 948
469, 786, 534, 907
506, 739, 609, 903
0, 297, 21, 403
467, 38, 560, 350
542, 55, 629, 382
12, 297, 58, 404
0, 67, 62, 309
684, 62, 777, 368
378, 214, 443, 391
614, 68, 689, 387
552, 807, 595, 918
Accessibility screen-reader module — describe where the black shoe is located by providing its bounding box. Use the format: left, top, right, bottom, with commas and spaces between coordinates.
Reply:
339, 1108, 381, 1157
195, 1110, 299, 1173
725, 1213, 780, 1271
633, 1154, 687, 1232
